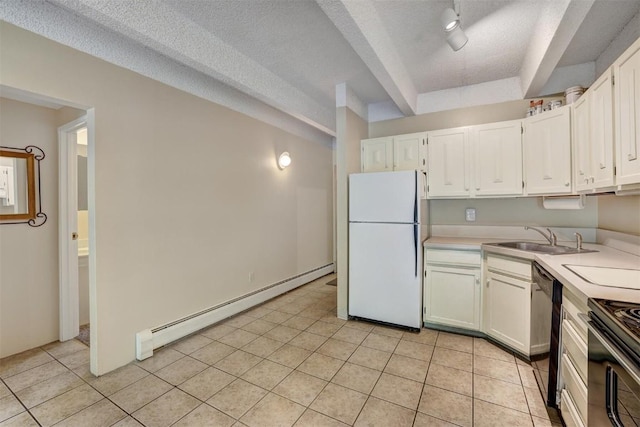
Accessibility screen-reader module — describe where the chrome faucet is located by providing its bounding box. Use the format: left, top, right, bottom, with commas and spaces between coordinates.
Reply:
574, 232, 583, 250
524, 226, 557, 246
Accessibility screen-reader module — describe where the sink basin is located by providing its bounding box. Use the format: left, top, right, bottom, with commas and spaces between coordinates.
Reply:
489, 241, 598, 255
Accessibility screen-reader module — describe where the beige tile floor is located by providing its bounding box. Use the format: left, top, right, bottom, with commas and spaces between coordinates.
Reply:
0, 274, 562, 427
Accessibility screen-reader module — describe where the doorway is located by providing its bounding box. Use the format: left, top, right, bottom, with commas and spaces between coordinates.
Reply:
58, 116, 93, 346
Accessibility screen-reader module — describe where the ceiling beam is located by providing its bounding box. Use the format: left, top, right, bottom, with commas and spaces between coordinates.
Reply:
520, 0, 596, 98
318, 0, 417, 116
49, 0, 336, 135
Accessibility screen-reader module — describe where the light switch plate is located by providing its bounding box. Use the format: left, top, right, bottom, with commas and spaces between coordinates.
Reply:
465, 208, 476, 222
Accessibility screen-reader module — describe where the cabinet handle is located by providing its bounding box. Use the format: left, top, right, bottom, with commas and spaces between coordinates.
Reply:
565, 181, 570, 187
584, 178, 589, 183
590, 177, 595, 183
476, 278, 480, 286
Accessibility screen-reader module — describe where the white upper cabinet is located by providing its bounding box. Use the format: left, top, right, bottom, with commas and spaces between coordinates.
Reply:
361, 137, 393, 172
361, 132, 426, 173
427, 121, 523, 199
614, 37, 640, 186
590, 70, 615, 189
523, 106, 572, 195
394, 133, 426, 171
472, 120, 523, 197
572, 95, 591, 192
427, 127, 470, 198
573, 70, 615, 193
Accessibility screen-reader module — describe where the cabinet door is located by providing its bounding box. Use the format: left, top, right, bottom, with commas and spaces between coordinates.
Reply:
484, 272, 531, 355
572, 95, 591, 192
615, 39, 640, 185
472, 120, 523, 196
590, 70, 615, 189
523, 106, 572, 195
394, 132, 426, 171
424, 265, 480, 330
361, 137, 393, 172
427, 127, 469, 198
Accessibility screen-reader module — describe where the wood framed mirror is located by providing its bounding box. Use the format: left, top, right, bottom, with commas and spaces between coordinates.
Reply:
0, 145, 47, 227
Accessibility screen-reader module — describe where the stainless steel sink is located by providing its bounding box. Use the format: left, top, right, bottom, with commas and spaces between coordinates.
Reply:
488, 241, 598, 255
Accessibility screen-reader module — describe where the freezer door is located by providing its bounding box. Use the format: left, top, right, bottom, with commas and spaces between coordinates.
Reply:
348, 222, 422, 329
349, 170, 419, 223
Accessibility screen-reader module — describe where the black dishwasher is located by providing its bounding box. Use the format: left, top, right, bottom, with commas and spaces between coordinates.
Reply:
532, 262, 562, 408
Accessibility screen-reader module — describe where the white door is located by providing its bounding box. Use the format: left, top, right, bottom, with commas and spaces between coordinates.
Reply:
394, 132, 426, 171
361, 137, 393, 172
349, 222, 422, 329
58, 119, 81, 341
472, 120, 523, 196
615, 39, 640, 185
425, 265, 480, 330
349, 171, 418, 223
524, 106, 572, 195
427, 127, 469, 198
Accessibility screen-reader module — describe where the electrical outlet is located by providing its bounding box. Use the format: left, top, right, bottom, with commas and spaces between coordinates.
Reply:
465, 208, 476, 222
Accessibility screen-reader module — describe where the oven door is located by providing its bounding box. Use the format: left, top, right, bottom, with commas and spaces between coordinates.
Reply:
586, 317, 640, 426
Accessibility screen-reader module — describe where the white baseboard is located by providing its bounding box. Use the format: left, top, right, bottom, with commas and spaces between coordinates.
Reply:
136, 264, 334, 360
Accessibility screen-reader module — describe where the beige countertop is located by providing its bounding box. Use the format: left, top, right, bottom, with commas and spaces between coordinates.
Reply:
425, 236, 640, 304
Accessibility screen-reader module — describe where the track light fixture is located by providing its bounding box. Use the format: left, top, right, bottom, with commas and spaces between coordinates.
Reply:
441, 2, 468, 51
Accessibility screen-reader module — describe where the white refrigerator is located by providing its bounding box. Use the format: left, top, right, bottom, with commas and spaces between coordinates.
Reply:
348, 170, 423, 330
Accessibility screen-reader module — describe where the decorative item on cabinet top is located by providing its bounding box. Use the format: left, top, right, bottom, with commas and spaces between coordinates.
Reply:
0, 145, 47, 227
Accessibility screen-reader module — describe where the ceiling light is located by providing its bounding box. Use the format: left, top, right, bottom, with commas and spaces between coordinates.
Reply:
446, 26, 468, 51
441, 8, 459, 32
278, 152, 291, 169
441, 2, 467, 52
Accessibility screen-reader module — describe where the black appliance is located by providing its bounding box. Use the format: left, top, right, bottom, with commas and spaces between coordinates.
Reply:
587, 298, 640, 426
532, 262, 563, 408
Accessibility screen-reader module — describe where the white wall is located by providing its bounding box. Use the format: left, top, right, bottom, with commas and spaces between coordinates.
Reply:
0, 22, 334, 373
335, 107, 367, 320
429, 197, 598, 228
598, 195, 640, 236
0, 98, 59, 358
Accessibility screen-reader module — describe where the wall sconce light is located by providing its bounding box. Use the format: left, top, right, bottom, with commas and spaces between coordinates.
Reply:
278, 152, 291, 169
441, 2, 468, 51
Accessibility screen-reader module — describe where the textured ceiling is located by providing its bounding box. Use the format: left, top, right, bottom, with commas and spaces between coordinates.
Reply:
6, 0, 640, 135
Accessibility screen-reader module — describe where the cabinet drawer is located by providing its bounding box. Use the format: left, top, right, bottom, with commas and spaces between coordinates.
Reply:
426, 249, 481, 267
562, 320, 588, 383
562, 295, 588, 343
486, 254, 531, 280
561, 353, 587, 425
560, 389, 586, 427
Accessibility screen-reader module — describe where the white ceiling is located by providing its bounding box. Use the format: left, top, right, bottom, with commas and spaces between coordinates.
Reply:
3, 0, 640, 137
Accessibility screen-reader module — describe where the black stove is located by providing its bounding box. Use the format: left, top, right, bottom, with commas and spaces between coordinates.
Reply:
588, 298, 640, 364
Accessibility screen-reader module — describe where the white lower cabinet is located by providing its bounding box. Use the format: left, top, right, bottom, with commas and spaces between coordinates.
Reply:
482, 253, 550, 357
484, 270, 531, 354
424, 248, 481, 331
561, 389, 586, 427
559, 289, 589, 426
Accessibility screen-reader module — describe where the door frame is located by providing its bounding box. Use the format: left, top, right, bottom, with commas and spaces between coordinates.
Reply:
58, 111, 95, 343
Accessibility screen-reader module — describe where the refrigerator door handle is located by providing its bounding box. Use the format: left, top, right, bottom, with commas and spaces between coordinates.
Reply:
413, 223, 418, 277
413, 171, 418, 224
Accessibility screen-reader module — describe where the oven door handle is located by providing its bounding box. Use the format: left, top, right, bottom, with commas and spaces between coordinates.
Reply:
580, 313, 640, 385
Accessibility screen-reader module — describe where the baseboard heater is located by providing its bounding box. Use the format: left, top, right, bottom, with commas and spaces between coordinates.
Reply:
135, 263, 334, 360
